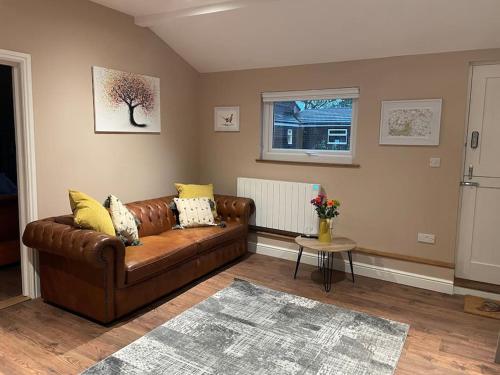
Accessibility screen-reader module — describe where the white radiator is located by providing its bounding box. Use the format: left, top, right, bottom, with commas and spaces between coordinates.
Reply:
237, 177, 321, 235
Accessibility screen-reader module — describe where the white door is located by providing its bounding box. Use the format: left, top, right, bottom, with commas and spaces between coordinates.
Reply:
456, 64, 500, 285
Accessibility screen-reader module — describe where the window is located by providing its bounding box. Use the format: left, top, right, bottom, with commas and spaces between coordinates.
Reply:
287, 129, 293, 145
261, 88, 359, 164
327, 129, 348, 145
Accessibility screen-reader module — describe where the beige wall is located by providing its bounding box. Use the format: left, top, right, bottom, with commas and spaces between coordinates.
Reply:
199, 49, 500, 264
0, 0, 200, 218
2, 0, 500, 267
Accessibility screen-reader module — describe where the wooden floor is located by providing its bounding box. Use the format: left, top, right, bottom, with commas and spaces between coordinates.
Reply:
0, 253, 499, 374
0, 263, 22, 302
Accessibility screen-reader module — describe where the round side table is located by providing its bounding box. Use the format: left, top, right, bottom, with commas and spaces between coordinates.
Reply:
294, 236, 357, 292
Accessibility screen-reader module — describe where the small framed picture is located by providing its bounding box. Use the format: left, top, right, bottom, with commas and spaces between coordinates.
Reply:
379, 99, 442, 145
214, 106, 240, 132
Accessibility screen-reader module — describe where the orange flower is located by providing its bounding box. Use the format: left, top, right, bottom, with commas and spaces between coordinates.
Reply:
327, 200, 334, 207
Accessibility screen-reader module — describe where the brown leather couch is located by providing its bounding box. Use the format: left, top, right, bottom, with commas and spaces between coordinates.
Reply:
22, 194, 254, 324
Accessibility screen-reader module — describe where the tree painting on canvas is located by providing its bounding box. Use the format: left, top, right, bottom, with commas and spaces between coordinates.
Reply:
92, 67, 161, 133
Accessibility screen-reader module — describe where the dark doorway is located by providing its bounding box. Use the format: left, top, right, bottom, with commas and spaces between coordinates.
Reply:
0, 64, 22, 302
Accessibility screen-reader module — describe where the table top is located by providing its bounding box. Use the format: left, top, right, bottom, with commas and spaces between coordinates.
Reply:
295, 236, 357, 253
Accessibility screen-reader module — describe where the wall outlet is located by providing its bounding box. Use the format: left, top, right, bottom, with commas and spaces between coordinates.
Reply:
418, 232, 435, 244
429, 157, 441, 168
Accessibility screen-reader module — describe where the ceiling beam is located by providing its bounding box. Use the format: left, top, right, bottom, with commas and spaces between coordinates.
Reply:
135, 0, 280, 27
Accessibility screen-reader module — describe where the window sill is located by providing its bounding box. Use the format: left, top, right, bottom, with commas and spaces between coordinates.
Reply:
255, 158, 360, 168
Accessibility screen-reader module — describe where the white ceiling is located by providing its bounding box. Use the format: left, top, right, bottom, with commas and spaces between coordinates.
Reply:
90, 0, 500, 73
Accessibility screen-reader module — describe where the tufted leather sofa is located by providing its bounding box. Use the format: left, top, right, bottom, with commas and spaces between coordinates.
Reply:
22, 194, 254, 323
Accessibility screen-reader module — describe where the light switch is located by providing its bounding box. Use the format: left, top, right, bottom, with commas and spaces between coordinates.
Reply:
429, 157, 441, 168
418, 233, 435, 244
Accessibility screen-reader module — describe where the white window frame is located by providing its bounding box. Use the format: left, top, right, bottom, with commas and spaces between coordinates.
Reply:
261, 88, 359, 164
327, 128, 348, 145
287, 128, 293, 145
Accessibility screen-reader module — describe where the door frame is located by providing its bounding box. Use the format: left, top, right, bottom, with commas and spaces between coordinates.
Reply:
0, 49, 39, 298
455, 61, 500, 281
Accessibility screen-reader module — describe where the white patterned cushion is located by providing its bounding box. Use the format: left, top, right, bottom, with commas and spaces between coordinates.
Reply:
174, 197, 215, 228
107, 195, 140, 246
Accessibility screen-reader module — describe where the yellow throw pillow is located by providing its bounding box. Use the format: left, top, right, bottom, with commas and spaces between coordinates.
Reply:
175, 183, 217, 218
69, 190, 116, 236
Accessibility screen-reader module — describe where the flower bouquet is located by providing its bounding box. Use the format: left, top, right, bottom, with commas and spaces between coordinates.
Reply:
310, 194, 340, 242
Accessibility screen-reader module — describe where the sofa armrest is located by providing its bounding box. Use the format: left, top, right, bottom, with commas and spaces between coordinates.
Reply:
214, 195, 255, 225
22, 218, 125, 268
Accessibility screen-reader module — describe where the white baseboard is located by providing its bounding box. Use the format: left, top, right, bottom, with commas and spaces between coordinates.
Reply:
248, 241, 454, 294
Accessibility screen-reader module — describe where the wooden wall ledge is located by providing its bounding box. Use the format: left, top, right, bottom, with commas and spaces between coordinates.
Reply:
255, 159, 360, 168
354, 246, 454, 269
0, 295, 30, 311
454, 277, 500, 294
250, 227, 455, 269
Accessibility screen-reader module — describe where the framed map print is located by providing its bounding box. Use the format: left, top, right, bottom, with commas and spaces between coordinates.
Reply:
379, 99, 442, 145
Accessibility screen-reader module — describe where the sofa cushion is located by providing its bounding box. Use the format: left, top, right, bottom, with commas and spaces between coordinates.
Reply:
175, 183, 217, 218
69, 190, 115, 236
161, 222, 246, 254
174, 197, 215, 228
125, 232, 198, 284
106, 194, 140, 246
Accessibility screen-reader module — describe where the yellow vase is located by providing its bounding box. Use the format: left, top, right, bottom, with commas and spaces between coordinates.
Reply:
318, 218, 332, 243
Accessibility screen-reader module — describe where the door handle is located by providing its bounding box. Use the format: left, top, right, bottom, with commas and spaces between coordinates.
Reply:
471, 131, 479, 149
468, 165, 474, 180
460, 181, 479, 187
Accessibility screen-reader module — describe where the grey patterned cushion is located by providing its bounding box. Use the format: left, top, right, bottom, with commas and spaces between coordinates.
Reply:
173, 197, 215, 228
104, 195, 140, 246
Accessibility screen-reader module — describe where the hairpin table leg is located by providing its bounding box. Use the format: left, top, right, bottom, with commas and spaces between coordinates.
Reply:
347, 250, 355, 283
294, 246, 303, 279
495, 331, 500, 364
321, 251, 334, 292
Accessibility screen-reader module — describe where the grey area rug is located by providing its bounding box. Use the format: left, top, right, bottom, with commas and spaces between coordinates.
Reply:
84, 279, 409, 375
